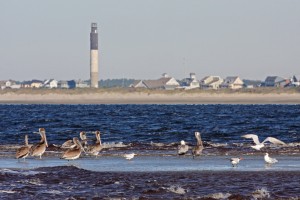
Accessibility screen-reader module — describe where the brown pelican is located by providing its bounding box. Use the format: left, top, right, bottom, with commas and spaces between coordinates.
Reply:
178, 140, 189, 155
230, 157, 243, 167
87, 131, 103, 157
192, 132, 204, 158
16, 134, 31, 160
124, 153, 136, 160
264, 153, 278, 164
61, 137, 85, 160
241, 134, 286, 150
30, 128, 48, 159
61, 131, 87, 149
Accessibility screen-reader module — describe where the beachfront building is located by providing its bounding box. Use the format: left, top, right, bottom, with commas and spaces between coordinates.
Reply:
58, 80, 77, 89
43, 79, 58, 88
264, 76, 287, 87
75, 80, 90, 88
130, 73, 180, 90
0, 80, 21, 89
200, 76, 223, 90
130, 80, 147, 88
220, 76, 244, 89
31, 80, 43, 88
180, 73, 200, 90
290, 75, 300, 87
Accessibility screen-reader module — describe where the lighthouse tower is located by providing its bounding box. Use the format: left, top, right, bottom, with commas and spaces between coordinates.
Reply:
90, 23, 99, 88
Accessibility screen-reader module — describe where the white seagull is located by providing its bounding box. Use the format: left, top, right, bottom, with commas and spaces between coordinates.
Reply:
124, 153, 136, 160
178, 140, 189, 155
264, 153, 278, 164
230, 157, 243, 167
241, 134, 286, 150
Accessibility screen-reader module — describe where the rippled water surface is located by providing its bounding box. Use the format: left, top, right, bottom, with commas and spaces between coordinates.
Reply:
1, 104, 299, 145
0, 104, 299, 199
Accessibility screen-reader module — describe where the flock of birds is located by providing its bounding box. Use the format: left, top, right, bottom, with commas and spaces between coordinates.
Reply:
177, 132, 285, 167
15, 128, 286, 167
15, 128, 133, 161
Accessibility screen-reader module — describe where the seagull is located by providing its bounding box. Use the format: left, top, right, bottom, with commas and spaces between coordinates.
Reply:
192, 132, 204, 158
86, 131, 103, 157
229, 157, 243, 167
61, 131, 88, 149
124, 153, 136, 160
16, 134, 31, 160
241, 134, 286, 150
61, 137, 85, 160
178, 140, 189, 155
264, 153, 278, 164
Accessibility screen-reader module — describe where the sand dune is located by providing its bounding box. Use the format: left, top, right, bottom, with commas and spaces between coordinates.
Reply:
1, 92, 300, 104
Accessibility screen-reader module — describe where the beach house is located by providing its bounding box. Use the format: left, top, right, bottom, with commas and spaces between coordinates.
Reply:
180, 73, 200, 90
220, 76, 244, 89
200, 76, 223, 89
264, 76, 287, 87
291, 75, 300, 86
130, 73, 180, 90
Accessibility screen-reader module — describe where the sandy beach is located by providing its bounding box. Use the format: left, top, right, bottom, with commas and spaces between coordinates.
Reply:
0, 91, 300, 104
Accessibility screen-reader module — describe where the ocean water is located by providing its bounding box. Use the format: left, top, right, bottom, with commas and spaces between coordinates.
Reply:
0, 104, 300, 199
1, 104, 299, 145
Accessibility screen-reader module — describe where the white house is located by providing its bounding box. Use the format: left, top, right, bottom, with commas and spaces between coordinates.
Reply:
291, 75, 300, 86
220, 76, 244, 89
43, 79, 58, 88
180, 73, 200, 90
200, 76, 223, 90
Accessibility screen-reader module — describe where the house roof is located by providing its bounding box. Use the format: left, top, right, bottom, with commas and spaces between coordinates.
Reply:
224, 76, 239, 84
292, 75, 300, 82
265, 76, 285, 83
143, 77, 174, 89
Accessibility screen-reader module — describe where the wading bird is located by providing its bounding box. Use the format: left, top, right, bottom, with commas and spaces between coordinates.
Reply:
124, 153, 136, 160
86, 131, 103, 157
30, 128, 48, 159
264, 153, 278, 164
192, 132, 204, 158
61, 131, 88, 149
61, 137, 85, 160
229, 157, 243, 167
178, 140, 189, 155
16, 134, 31, 160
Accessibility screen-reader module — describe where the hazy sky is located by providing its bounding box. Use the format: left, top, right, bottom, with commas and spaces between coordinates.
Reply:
1, 0, 300, 81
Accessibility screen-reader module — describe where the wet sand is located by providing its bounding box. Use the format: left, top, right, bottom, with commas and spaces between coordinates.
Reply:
1, 92, 300, 104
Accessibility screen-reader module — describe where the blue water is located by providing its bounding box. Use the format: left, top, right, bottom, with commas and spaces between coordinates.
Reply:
0, 104, 299, 145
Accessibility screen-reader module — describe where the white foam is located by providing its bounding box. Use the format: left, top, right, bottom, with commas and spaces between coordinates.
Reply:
204, 192, 231, 199
0, 190, 16, 194
102, 142, 128, 148
42, 190, 63, 194
252, 187, 270, 199
166, 185, 187, 194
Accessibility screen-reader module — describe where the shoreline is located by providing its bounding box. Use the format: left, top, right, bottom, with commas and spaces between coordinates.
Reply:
1, 92, 300, 104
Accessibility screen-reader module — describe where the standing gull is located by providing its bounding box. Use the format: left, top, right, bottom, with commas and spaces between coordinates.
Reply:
87, 131, 103, 157
178, 140, 189, 155
61, 137, 85, 160
192, 132, 204, 158
124, 153, 136, 160
264, 153, 278, 164
30, 128, 48, 159
229, 157, 243, 167
241, 134, 286, 150
16, 134, 31, 160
